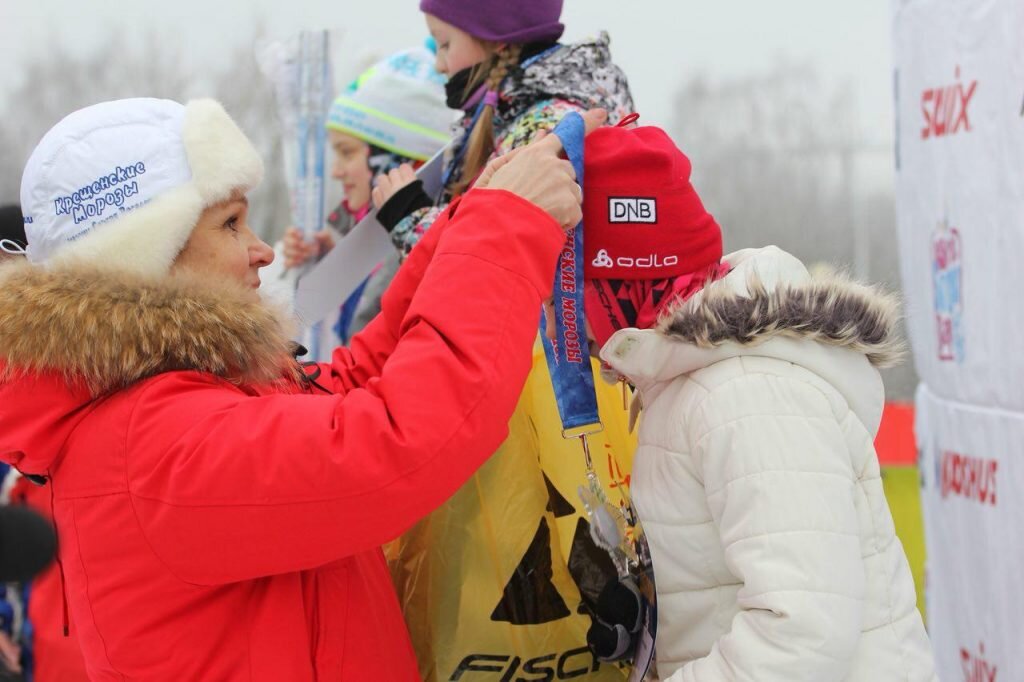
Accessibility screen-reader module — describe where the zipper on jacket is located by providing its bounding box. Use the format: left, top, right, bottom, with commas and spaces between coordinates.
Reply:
291, 343, 333, 395
47, 472, 70, 636
299, 362, 333, 395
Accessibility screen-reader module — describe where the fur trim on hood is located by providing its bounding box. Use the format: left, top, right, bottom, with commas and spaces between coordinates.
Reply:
0, 262, 297, 397
659, 264, 905, 369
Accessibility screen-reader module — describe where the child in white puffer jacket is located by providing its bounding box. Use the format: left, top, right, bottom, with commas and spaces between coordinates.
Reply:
544, 120, 938, 682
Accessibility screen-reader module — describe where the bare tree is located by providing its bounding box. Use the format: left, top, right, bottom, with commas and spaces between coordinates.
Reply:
0, 30, 290, 241
670, 60, 916, 400
212, 41, 291, 243
672, 61, 854, 263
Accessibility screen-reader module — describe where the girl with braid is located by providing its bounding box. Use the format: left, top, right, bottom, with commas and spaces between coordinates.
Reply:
372, 3, 639, 681
372, 0, 635, 254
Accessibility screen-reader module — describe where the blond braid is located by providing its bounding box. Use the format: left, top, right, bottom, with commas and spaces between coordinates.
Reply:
486, 45, 520, 92
451, 45, 523, 195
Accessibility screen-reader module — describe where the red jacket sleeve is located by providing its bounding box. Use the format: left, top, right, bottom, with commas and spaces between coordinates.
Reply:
319, 200, 455, 394
124, 189, 564, 585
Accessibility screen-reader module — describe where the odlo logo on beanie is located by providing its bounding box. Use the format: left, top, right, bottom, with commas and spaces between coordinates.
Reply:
591, 248, 679, 270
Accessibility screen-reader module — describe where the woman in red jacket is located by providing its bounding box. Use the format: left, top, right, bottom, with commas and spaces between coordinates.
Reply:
0, 97, 599, 681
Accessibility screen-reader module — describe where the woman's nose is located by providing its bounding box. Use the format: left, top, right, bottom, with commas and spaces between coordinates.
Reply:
252, 238, 275, 267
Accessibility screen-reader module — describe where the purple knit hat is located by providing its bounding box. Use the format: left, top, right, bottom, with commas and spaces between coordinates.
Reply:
420, 0, 564, 44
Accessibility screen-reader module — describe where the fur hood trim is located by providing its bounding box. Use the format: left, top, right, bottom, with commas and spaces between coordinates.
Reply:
659, 261, 905, 369
0, 262, 297, 396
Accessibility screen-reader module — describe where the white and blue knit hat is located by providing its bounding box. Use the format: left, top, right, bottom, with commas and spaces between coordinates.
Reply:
326, 47, 454, 161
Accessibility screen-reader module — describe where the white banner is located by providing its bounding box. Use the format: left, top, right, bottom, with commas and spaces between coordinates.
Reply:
916, 385, 1015, 680
894, 0, 1024, 679
894, 0, 1024, 408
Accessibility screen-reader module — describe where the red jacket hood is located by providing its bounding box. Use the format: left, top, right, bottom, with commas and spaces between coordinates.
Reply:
0, 366, 94, 477
0, 263, 298, 477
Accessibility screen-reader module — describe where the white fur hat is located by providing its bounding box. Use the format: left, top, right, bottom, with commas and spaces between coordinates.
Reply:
20, 98, 263, 275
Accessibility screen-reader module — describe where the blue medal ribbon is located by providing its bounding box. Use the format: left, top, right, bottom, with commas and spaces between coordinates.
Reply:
542, 112, 601, 436
543, 114, 658, 679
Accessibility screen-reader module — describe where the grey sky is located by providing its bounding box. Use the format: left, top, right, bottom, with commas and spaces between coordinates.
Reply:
1, 0, 894, 146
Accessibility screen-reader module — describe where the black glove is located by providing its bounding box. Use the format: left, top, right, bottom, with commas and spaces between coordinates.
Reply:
377, 180, 433, 233
586, 577, 643, 662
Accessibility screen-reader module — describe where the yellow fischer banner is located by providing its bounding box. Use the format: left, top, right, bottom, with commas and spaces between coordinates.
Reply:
387, 345, 638, 681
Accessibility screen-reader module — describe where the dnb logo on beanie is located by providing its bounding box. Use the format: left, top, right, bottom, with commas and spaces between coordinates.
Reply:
608, 197, 657, 224
21, 99, 193, 265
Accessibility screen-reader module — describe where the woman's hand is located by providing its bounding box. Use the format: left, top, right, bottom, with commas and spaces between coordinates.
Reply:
372, 164, 418, 209
283, 227, 336, 269
476, 108, 607, 230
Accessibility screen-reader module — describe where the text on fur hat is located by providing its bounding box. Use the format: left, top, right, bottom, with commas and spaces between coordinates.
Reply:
54, 162, 147, 225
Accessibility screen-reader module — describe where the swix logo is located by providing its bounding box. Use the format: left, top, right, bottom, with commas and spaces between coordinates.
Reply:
932, 220, 964, 362
608, 197, 657, 223
450, 647, 600, 681
941, 451, 997, 506
591, 249, 679, 270
961, 642, 998, 681
921, 67, 977, 140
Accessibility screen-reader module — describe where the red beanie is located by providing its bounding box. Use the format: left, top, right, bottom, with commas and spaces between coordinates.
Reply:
583, 123, 722, 280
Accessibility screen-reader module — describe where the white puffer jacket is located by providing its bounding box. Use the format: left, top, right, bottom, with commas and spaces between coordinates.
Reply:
600, 248, 937, 681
